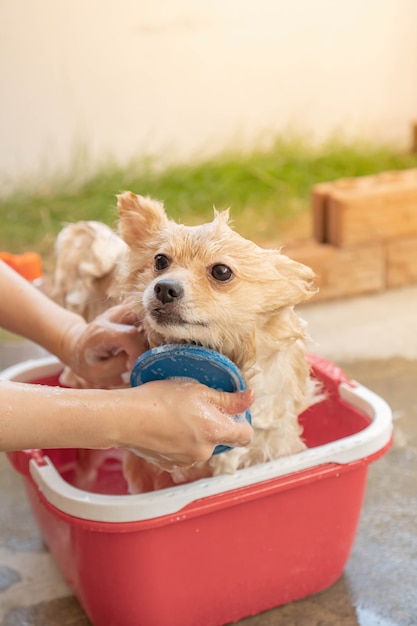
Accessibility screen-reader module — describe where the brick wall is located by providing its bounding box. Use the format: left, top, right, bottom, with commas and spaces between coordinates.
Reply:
281, 169, 417, 302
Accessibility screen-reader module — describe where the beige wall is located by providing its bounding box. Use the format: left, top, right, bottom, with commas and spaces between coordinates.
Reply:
1, 0, 417, 187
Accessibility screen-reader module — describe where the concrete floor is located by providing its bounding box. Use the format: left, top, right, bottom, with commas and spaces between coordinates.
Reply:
1, 285, 416, 625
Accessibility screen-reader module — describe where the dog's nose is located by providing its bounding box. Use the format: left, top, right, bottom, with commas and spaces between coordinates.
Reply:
154, 279, 184, 304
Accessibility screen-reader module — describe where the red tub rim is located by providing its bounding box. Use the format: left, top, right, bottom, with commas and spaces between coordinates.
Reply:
1, 356, 393, 524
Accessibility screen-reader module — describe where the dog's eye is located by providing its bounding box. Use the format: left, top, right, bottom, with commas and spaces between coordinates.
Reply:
154, 254, 171, 271
211, 264, 233, 282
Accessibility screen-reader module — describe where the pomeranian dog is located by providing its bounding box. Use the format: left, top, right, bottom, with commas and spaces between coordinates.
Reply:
52, 220, 127, 321
113, 192, 321, 493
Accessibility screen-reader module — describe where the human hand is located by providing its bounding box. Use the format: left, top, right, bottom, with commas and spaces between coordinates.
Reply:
114, 380, 255, 470
0, 378, 252, 460
60, 300, 148, 388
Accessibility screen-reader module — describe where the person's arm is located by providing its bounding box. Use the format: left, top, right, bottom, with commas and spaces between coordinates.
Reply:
0, 261, 145, 387
0, 379, 254, 469
0, 259, 88, 357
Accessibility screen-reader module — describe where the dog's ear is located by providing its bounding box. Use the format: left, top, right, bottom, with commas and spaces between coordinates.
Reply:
271, 252, 318, 306
213, 208, 230, 226
117, 192, 168, 247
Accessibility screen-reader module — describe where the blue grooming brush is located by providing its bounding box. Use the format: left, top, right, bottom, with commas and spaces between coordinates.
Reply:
130, 344, 251, 455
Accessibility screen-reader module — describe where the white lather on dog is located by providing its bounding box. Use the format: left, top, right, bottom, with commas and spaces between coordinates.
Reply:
113, 192, 322, 492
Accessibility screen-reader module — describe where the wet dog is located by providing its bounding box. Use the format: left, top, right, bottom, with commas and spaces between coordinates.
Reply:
115, 192, 321, 492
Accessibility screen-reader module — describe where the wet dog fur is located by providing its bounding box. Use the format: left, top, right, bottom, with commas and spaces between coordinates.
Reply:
115, 192, 321, 493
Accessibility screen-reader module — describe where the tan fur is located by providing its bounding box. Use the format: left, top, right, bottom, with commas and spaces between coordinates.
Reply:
115, 192, 321, 492
51, 220, 127, 321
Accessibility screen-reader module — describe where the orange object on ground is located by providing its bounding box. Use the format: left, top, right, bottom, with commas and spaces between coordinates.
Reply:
0, 251, 43, 281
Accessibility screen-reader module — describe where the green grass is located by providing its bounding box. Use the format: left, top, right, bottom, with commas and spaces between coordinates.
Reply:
2, 136, 417, 266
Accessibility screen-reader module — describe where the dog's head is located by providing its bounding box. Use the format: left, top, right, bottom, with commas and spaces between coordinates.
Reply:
117, 192, 317, 368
